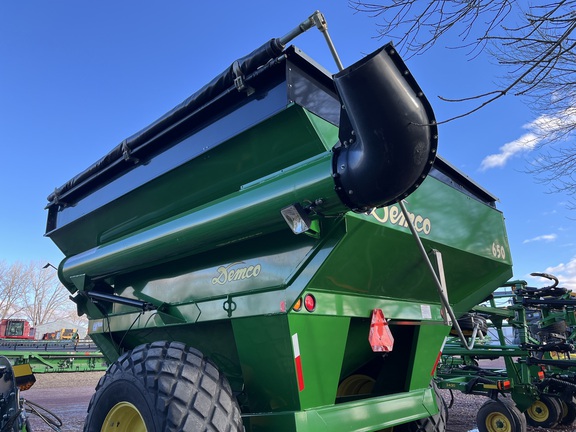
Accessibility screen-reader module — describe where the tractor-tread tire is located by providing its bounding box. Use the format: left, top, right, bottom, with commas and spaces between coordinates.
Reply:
395, 383, 447, 432
83, 341, 243, 432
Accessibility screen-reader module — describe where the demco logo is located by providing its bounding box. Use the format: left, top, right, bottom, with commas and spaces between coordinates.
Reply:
212, 262, 261, 285
370, 205, 432, 235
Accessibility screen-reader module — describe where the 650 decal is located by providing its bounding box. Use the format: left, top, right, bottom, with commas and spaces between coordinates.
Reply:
492, 242, 507, 260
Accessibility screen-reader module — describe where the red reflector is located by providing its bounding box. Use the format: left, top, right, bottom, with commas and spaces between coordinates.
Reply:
369, 309, 394, 352
304, 294, 316, 312
497, 380, 511, 390
431, 351, 442, 377
538, 371, 545, 380
431, 337, 448, 376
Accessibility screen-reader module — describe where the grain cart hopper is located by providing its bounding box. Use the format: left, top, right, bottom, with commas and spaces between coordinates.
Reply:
45, 12, 512, 432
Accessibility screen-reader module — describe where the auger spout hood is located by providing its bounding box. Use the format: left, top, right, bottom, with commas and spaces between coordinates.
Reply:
332, 43, 438, 212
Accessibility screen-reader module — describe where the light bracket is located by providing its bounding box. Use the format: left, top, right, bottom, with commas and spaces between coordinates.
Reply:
281, 203, 312, 235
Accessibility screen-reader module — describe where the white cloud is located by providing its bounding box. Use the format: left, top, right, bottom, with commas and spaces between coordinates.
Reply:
522, 233, 557, 244
540, 257, 576, 290
480, 131, 539, 171
479, 106, 576, 171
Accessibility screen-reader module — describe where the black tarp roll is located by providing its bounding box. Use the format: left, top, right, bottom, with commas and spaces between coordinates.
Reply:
47, 38, 284, 205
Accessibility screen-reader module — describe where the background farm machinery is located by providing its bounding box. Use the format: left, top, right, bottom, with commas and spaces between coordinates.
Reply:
437, 273, 576, 431
0, 319, 106, 374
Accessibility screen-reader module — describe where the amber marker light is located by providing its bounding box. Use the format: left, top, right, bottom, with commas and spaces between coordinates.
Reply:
293, 298, 303, 312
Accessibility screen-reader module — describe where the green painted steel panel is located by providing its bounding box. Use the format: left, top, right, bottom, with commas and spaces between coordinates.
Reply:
309, 174, 512, 317
406, 325, 451, 390
1, 350, 107, 373
231, 314, 349, 413
243, 387, 437, 431
287, 314, 350, 410
50, 105, 336, 256
232, 315, 301, 413
298, 291, 444, 321
60, 151, 338, 287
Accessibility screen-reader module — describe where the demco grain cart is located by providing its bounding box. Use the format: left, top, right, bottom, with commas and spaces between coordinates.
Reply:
45, 12, 513, 432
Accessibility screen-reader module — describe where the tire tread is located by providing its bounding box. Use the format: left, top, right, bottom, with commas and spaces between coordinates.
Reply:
84, 341, 243, 432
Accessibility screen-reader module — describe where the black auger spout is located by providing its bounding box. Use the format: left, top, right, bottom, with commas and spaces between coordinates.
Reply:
332, 43, 438, 212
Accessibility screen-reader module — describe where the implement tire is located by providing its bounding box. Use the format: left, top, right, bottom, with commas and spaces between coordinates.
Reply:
477, 398, 526, 432
395, 382, 447, 432
525, 394, 562, 428
537, 320, 567, 343
83, 341, 243, 432
559, 397, 576, 426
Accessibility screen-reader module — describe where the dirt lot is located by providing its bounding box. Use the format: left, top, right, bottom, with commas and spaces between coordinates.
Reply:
20, 372, 575, 431
23, 371, 103, 431
439, 388, 574, 432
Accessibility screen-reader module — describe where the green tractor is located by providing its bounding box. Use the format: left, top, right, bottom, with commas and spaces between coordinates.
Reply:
45, 12, 512, 432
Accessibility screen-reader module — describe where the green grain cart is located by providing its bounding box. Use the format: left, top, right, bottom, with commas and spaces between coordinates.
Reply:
45, 12, 512, 432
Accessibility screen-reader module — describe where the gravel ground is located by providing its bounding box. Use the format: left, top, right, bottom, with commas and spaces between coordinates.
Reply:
19, 372, 576, 431
440, 389, 574, 432
23, 371, 104, 432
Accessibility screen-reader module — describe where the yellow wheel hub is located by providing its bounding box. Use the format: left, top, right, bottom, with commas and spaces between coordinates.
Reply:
101, 402, 147, 432
527, 400, 550, 423
337, 374, 375, 396
485, 411, 512, 432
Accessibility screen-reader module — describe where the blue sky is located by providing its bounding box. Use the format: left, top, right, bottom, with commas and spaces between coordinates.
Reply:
1, 2, 575, 289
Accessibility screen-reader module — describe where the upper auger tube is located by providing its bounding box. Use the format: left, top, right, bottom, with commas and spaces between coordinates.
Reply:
332, 43, 438, 212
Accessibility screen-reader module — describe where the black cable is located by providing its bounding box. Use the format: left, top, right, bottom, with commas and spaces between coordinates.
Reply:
116, 310, 145, 353
448, 388, 455, 409
22, 398, 63, 432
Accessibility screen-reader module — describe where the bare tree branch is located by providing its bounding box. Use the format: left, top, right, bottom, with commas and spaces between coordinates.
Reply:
351, 0, 576, 200
21, 262, 71, 326
0, 261, 26, 319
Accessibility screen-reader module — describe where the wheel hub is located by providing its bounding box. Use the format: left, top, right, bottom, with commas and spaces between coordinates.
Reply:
486, 412, 512, 432
527, 400, 549, 422
101, 401, 147, 432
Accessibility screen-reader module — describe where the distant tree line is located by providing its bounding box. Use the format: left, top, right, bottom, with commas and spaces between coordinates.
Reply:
0, 260, 85, 327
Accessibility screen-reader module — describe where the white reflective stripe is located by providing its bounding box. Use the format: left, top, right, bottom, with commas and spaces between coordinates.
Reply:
440, 336, 448, 353
292, 333, 300, 357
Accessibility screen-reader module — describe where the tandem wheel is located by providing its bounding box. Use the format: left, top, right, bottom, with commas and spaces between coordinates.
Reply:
477, 398, 526, 432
